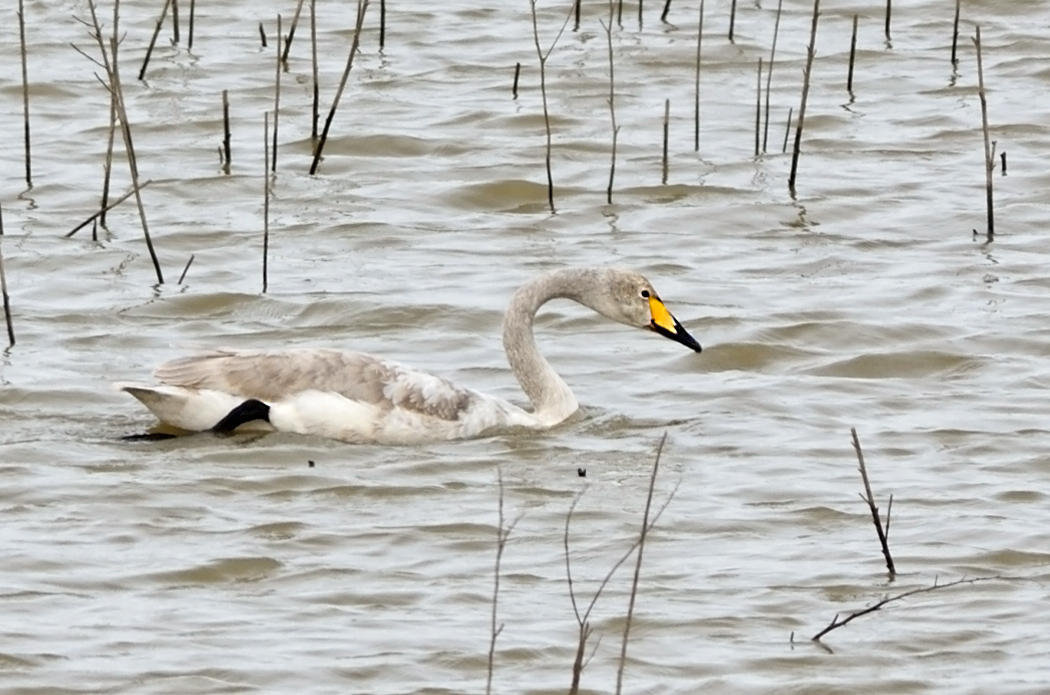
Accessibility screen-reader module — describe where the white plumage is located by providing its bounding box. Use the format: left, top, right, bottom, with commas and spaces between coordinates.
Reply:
117, 267, 702, 444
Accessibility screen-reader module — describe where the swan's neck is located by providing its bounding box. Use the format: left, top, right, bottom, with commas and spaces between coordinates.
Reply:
502, 269, 591, 427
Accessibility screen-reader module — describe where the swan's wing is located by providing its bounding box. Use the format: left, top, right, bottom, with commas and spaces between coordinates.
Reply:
153, 348, 475, 422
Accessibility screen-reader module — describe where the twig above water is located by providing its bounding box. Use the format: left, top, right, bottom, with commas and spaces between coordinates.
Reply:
851, 427, 895, 577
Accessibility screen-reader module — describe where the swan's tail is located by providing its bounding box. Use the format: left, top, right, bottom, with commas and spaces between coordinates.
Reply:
115, 382, 262, 432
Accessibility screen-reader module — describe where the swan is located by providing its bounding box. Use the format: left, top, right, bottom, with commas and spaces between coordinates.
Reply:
117, 267, 702, 444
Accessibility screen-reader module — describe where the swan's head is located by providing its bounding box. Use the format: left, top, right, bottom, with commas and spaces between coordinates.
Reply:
589, 269, 703, 353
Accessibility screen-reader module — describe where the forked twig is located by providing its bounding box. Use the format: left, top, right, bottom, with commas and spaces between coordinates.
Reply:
812, 576, 1005, 643
565, 434, 678, 695
486, 467, 523, 695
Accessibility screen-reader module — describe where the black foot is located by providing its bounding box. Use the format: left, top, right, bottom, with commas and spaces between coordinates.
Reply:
122, 432, 179, 441
212, 399, 272, 433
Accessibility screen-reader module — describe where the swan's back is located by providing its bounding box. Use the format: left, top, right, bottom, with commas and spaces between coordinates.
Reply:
126, 348, 534, 443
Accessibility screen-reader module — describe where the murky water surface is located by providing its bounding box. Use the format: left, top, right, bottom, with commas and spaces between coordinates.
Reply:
2, 0, 1049, 692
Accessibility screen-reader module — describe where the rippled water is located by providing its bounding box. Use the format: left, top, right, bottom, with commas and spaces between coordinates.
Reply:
2, 0, 1050, 692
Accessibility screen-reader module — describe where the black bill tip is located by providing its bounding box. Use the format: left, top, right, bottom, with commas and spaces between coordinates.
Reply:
649, 318, 703, 353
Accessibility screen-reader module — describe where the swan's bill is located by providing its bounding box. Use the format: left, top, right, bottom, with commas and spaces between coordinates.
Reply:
647, 296, 702, 353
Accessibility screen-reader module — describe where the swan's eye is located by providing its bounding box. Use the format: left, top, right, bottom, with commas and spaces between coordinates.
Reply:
640, 290, 650, 298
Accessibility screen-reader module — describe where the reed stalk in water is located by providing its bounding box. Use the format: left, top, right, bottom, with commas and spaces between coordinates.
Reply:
660, 0, 672, 23
177, 253, 194, 284
950, 0, 961, 65
310, 0, 319, 140
782, 106, 792, 153
18, 0, 31, 187
259, 22, 267, 48
662, 99, 670, 184
171, 0, 180, 43
528, 0, 575, 213
728, 0, 737, 42
614, 433, 667, 695
754, 58, 762, 157
884, 0, 891, 42
380, 0, 387, 49
485, 468, 521, 695
0, 205, 13, 347
139, 0, 172, 80
574, 0, 581, 31
272, 14, 282, 172
762, 0, 783, 153
188, 0, 196, 49
222, 90, 231, 174
851, 428, 895, 576
693, 0, 704, 152
973, 26, 994, 242
263, 112, 270, 293
512, 62, 521, 99
310, 0, 369, 175
847, 14, 858, 93
788, 0, 820, 193
600, 2, 620, 204
281, 0, 307, 65
86, 0, 164, 283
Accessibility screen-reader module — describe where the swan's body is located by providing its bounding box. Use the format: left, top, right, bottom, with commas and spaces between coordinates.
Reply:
118, 267, 702, 444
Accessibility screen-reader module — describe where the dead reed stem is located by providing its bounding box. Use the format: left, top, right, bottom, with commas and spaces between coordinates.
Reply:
782, 106, 792, 153
884, 0, 891, 41
600, 3, 619, 204
529, 0, 576, 214
263, 111, 270, 293
281, 0, 307, 65
564, 437, 678, 695
86, 0, 164, 283
139, 0, 173, 80
486, 468, 521, 695
851, 428, 895, 576
512, 62, 521, 98
616, 0, 623, 28
258, 21, 267, 47
177, 253, 194, 284
693, 0, 704, 152
0, 208, 13, 347
728, 0, 737, 42
847, 14, 858, 93
100, 85, 118, 226
65, 180, 153, 238
188, 0, 196, 49
614, 432, 666, 695
637, 0, 643, 29
574, 0, 581, 31
310, 0, 369, 175
222, 90, 231, 174
379, 0, 387, 49
788, 0, 820, 192
18, 0, 32, 187
950, 0, 961, 65
762, 0, 783, 153
973, 26, 994, 242
660, 0, 671, 23
811, 576, 1005, 644
754, 58, 762, 157
661, 99, 670, 184
310, 0, 319, 140
171, 0, 180, 43
272, 14, 282, 172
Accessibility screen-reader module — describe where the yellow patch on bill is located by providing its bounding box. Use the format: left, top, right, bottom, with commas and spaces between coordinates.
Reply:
648, 296, 677, 333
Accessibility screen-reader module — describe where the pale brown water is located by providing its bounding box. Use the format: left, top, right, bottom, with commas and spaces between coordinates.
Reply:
2, 0, 1050, 693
